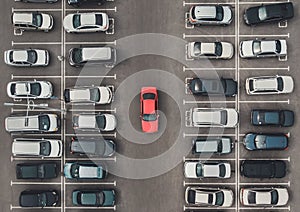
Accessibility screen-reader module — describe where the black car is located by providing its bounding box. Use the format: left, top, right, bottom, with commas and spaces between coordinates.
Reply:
188, 78, 237, 97
244, 2, 294, 25
68, 0, 106, 6
243, 133, 288, 151
16, 163, 57, 179
19, 190, 59, 207
16, 0, 58, 2
70, 137, 115, 157
240, 160, 286, 178
251, 109, 294, 127
72, 189, 115, 206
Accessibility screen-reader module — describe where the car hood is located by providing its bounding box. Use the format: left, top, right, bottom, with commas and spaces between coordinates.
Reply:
244, 134, 256, 150
41, 14, 53, 30
281, 76, 294, 93
98, 87, 112, 104
225, 109, 239, 127
184, 162, 198, 178
103, 114, 117, 131
48, 139, 62, 157
244, 7, 260, 24
240, 41, 254, 57
63, 14, 75, 31
224, 79, 237, 96
222, 190, 234, 207
40, 81, 53, 98
102, 190, 115, 206
48, 114, 59, 132
221, 42, 234, 59
35, 50, 48, 66
64, 163, 72, 178
279, 40, 287, 55
103, 140, 115, 157
222, 6, 233, 24
282, 110, 294, 127
276, 188, 289, 206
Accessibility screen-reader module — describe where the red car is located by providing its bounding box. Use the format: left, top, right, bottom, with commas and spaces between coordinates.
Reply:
140, 87, 159, 133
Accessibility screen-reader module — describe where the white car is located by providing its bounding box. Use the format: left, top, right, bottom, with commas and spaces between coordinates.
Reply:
12, 138, 62, 158
7, 81, 53, 99
240, 39, 287, 58
240, 187, 289, 206
188, 41, 234, 59
187, 108, 238, 128
185, 187, 234, 207
12, 12, 53, 32
63, 12, 109, 33
189, 5, 233, 25
72, 113, 117, 131
184, 162, 231, 179
246, 75, 294, 95
5, 114, 59, 133
4, 49, 49, 67
64, 86, 113, 104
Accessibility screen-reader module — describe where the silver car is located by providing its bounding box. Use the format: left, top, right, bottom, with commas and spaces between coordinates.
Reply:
72, 113, 117, 131
184, 162, 231, 179
189, 5, 233, 25
4, 49, 49, 67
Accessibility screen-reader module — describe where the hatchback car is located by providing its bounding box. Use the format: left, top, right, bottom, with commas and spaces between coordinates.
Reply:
240, 160, 286, 178
19, 190, 59, 207
188, 108, 238, 128
245, 75, 294, 95
12, 138, 62, 157
64, 86, 113, 104
240, 187, 289, 206
16, 163, 57, 179
244, 2, 294, 25
185, 187, 234, 207
187, 42, 234, 59
68, 0, 106, 6
184, 162, 231, 179
72, 113, 117, 131
243, 133, 288, 151
5, 114, 59, 133
4, 49, 49, 67
240, 39, 287, 58
63, 13, 109, 33
192, 137, 233, 155
68, 46, 116, 67
189, 5, 233, 25
140, 87, 159, 133
251, 109, 294, 127
72, 189, 115, 206
188, 78, 237, 96
64, 162, 107, 179
7, 80, 53, 99
12, 12, 53, 32
70, 137, 115, 157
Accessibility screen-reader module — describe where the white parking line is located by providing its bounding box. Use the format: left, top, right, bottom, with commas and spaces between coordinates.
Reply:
65, 75, 117, 79
184, 181, 236, 186
183, 66, 236, 72
184, 157, 237, 161
240, 181, 290, 186
239, 157, 290, 162
183, 100, 235, 105
239, 67, 290, 71
239, 206, 290, 211
65, 157, 117, 161
240, 33, 290, 38
184, 206, 236, 210
11, 156, 61, 162
11, 181, 61, 186
65, 40, 117, 45
65, 7, 117, 12
65, 206, 116, 210
240, 100, 290, 104
11, 75, 117, 79
10, 205, 61, 210
183, 133, 238, 138
183, 1, 235, 6
12, 7, 62, 12
11, 133, 62, 137
65, 181, 116, 186
69, 108, 117, 113
183, 33, 235, 39
239, 1, 290, 5
65, 132, 117, 138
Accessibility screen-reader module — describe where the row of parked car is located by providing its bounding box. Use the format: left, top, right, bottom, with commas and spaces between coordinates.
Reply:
8, 0, 118, 208
183, 1, 295, 208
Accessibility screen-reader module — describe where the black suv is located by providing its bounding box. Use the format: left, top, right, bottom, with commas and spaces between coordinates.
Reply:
240, 160, 286, 178
19, 190, 59, 207
16, 163, 57, 179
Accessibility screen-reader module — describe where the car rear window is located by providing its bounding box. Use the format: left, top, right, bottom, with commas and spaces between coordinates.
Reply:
271, 190, 279, 204
215, 191, 224, 206
275, 40, 281, 53
191, 7, 196, 19
220, 110, 227, 125
277, 77, 284, 91
96, 115, 106, 129
73, 14, 81, 28
215, 42, 222, 56
248, 191, 256, 204
219, 164, 226, 177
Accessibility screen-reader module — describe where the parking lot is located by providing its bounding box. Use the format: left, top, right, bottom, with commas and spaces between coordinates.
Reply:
0, 0, 300, 211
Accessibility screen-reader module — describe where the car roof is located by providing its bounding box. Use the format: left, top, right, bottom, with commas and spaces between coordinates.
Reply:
14, 82, 30, 95
82, 47, 112, 61
13, 13, 33, 24
13, 141, 40, 155
193, 110, 221, 124
194, 6, 217, 19
12, 50, 28, 62
7, 116, 39, 131
200, 43, 216, 54
79, 166, 101, 178
260, 40, 276, 53
78, 115, 96, 128
253, 77, 277, 90
69, 88, 91, 101
143, 99, 156, 114
255, 191, 272, 204
80, 13, 97, 25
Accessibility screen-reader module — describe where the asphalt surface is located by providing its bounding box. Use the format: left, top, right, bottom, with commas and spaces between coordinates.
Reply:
0, 0, 300, 211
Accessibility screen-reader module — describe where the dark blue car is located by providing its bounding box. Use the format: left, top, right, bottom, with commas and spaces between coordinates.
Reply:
251, 110, 294, 127
243, 133, 288, 150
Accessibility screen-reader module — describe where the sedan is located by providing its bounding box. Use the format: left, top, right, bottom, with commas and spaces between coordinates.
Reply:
4, 49, 49, 67
64, 162, 107, 179
240, 187, 289, 206
187, 42, 234, 59
189, 5, 233, 25
140, 87, 159, 133
7, 81, 53, 99
188, 78, 237, 96
240, 39, 287, 58
246, 75, 294, 95
185, 187, 234, 207
244, 2, 294, 25
184, 162, 231, 179
63, 13, 109, 33
72, 189, 115, 207
19, 190, 59, 207
16, 163, 57, 179
251, 109, 294, 127
240, 160, 286, 178
243, 133, 288, 151
72, 113, 117, 131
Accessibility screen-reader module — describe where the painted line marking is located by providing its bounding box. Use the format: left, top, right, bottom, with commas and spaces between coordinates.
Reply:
11, 181, 61, 186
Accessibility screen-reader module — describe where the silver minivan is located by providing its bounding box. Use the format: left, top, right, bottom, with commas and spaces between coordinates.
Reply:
192, 137, 233, 154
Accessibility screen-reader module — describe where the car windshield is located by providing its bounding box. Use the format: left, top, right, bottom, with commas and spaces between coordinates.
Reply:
73, 14, 81, 28
271, 190, 279, 204
96, 115, 106, 129
258, 6, 268, 20
32, 13, 43, 27
215, 191, 224, 206
72, 48, 83, 63
27, 50, 38, 64
253, 41, 262, 54
196, 163, 203, 177
30, 83, 42, 96
217, 141, 223, 153
143, 114, 157, 121
275, 40, 281, 53
95, 14, 103, 26
219, 164, 226, 177
220, 110, 227, 125
40, 141, 51, 156
90, 88, 100, 102
143, 93, 155, 99
255, 135, 267, 149
215, 42, 222, 56
248, 191, 256, 204
71, 163, 79, 178
38, 115, 50, 131
208, 193, 214, 204
249, 79, 254, 91
38, 193, 47, 207
277, 77, 284, 91
215, 6, 224, 21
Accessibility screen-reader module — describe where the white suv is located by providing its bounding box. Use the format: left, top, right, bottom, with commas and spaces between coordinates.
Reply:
12, 12, 53, 32
4, 49, 49, 67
